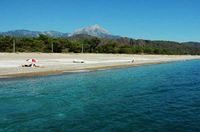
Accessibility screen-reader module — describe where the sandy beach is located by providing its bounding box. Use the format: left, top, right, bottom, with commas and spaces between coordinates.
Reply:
0, 53, 200, 77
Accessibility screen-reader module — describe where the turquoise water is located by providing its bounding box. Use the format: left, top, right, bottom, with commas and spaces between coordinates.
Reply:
1, 60, 200, 132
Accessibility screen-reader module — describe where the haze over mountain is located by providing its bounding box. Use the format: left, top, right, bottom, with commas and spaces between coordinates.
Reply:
0, 25, 120, 39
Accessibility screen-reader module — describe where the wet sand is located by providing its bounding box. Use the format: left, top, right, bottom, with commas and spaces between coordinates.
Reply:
1, 53, 200, 77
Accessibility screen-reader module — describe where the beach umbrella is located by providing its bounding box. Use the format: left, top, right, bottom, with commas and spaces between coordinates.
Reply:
26, 59, 38, 62
26, 59, 38, 67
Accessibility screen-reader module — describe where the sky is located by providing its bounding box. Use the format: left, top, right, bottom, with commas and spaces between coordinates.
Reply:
0, 0, 200, 42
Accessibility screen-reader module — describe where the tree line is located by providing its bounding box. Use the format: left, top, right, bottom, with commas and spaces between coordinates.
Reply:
0, 34, 199, 55
0, 34, 100, 53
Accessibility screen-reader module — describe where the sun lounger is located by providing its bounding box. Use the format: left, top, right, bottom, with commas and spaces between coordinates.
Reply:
73, 59, 85, 63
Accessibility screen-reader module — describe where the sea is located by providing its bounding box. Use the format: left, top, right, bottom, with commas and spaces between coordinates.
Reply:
0, 59, 200, 132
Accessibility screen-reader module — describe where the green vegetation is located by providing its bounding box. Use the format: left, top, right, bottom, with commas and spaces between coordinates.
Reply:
0, 34, 101, 53
0, 34, 200, 55
97, 43, 174, 54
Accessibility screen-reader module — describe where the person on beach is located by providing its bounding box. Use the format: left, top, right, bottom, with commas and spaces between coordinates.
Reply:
33, 64, 45, 68
21, 64, 32, 67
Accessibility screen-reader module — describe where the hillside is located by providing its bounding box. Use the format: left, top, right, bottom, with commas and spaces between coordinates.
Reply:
65, 34, 200, 54
182, 42, 200, 47
67, 34, 94, 42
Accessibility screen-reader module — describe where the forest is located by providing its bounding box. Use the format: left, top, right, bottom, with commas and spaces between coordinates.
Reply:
0, 34, 200, 55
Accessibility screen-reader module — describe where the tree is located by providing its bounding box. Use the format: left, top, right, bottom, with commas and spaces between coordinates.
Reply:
154, 48, 163, 54
39, 34, 52, 52
31, 39, 45, 52
59, 37, 70, 53
144, 47, 154, 54
52, 38, 61, 52
119, 48, 132, 54
68, 41, 82, 53
119, 45, 133, 54
0, 36, 14, 52
83, 38, 91, 52
99, 42, 119, 53
89, 38, 101, 53
135, 46, 144, 54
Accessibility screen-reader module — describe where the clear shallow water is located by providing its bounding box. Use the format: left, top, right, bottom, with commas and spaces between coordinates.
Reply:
0, 60, 200, 132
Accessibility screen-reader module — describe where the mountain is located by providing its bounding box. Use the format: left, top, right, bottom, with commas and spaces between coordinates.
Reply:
68, 24, 120, 38
43, 31, 68, 37
182, 42, 200, 47
0, 30, 41, 37
0, 30, 69, 37
0, 24, 120, 38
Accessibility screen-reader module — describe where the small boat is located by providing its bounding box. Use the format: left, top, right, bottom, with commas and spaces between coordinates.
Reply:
73, 59, 85, 63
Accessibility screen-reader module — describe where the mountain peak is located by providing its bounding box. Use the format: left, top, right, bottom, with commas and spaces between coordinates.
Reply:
68, 24, 113, 37
91, 24, 100, 28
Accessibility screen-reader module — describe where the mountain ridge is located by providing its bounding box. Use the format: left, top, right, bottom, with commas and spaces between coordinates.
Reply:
1, 25, 199, 43
182, 42, 200, 47
0, 25, 120, 39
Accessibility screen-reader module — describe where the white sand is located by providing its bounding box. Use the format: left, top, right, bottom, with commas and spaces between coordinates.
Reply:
0, 53, 200, 77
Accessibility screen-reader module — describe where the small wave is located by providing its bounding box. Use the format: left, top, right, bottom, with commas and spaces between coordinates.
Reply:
63, 70, 91, 73
97, 69, 108, 71
0, 76, 11, 79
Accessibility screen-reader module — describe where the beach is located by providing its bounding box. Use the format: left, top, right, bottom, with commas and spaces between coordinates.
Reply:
1, 53, 200, 77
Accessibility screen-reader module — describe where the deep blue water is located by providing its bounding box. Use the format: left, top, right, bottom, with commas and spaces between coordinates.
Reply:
1, 60, 200, 132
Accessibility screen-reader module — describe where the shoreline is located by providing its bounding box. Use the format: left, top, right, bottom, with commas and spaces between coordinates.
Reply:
0, 61, 171, 78
1, 59, 199, 78
1, 53, 200, 78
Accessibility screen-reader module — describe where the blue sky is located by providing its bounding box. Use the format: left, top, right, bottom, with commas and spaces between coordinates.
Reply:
0, 0, 200, 42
